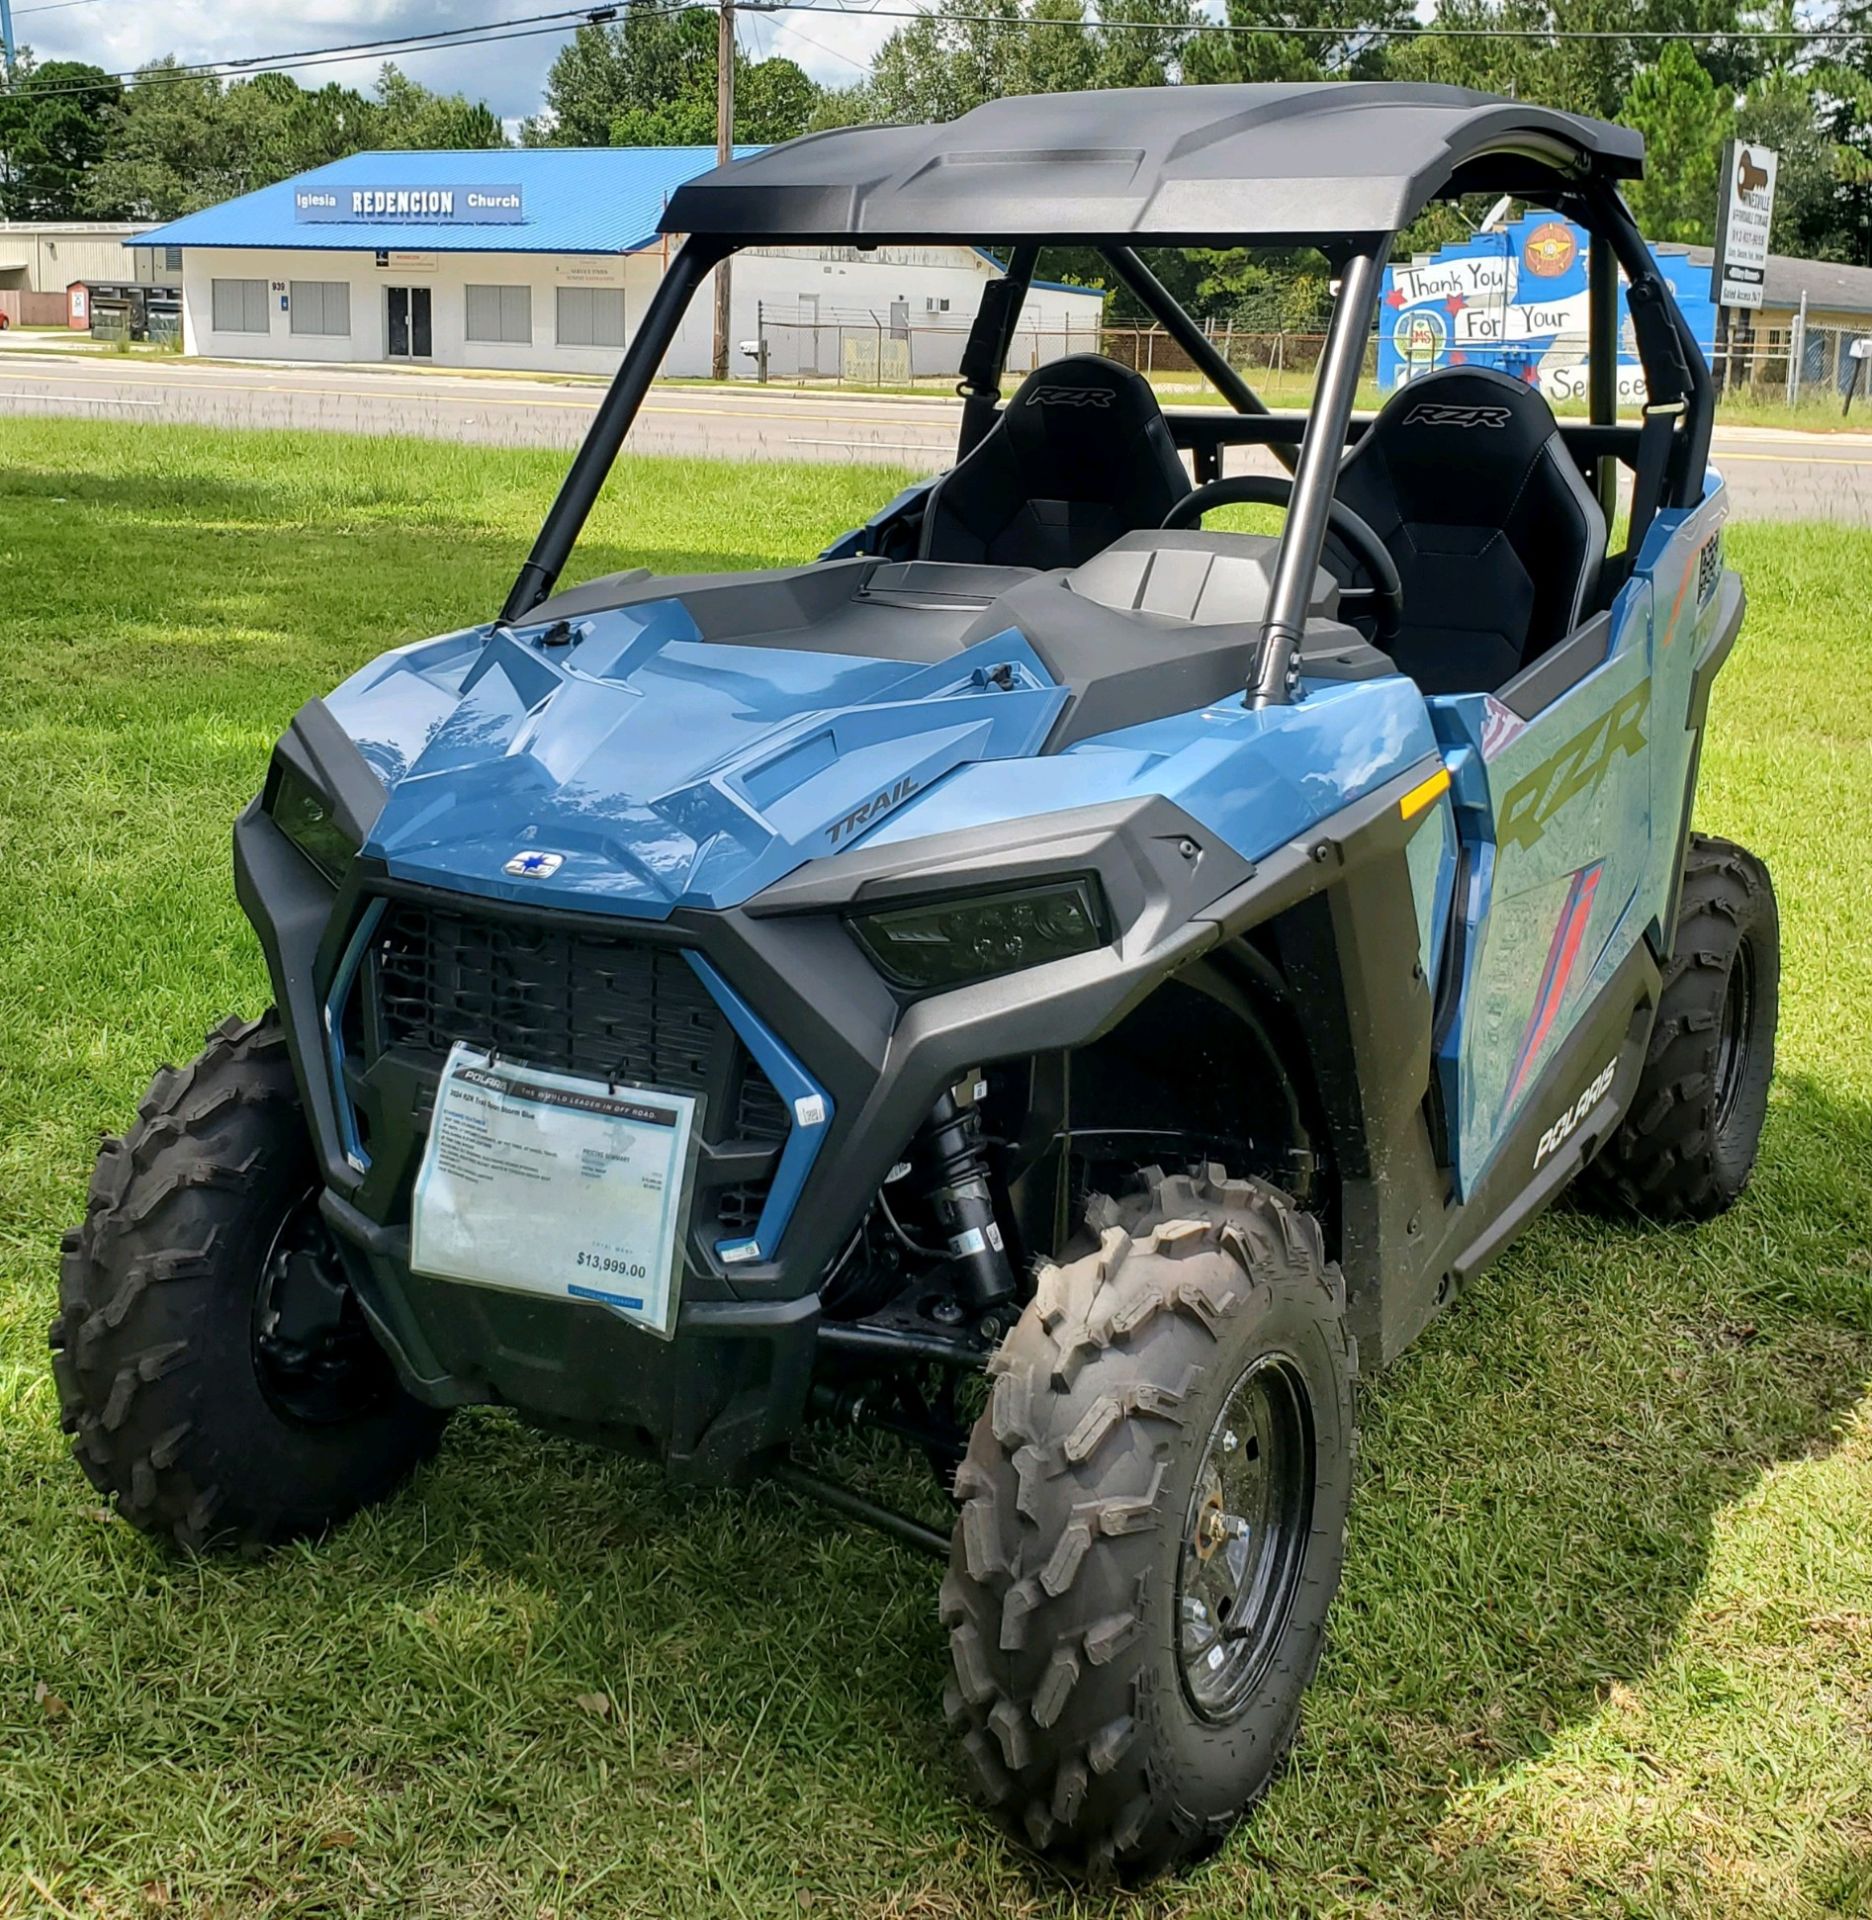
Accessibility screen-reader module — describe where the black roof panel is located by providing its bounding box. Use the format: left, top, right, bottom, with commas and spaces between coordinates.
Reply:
661, 83, 1643, 246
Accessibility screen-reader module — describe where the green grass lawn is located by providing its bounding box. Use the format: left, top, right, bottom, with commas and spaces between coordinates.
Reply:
1, 420, 1869, 1920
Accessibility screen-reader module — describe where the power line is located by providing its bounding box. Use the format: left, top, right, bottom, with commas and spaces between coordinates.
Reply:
770, 1, 1872, 41
8, 0, 1871, 109
771, 8, 877, 72
0, 4, 660, 100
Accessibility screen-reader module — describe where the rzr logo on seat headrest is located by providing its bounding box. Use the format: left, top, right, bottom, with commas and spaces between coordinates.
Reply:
1403, 403, 1512, 429
1025, 385, 1115, 408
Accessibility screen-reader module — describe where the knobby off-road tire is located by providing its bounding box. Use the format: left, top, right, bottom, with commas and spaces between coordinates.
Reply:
1582, 833, 1779, 1223
941, 1166, 1354, 1880
50, 1013, 446, 1552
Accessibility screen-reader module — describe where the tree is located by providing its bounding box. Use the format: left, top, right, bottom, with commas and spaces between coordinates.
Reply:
82, 59, 504, 220
0, 59, 123, 219
1625, 42, 1731, 243
1181, 0, 1411, 86
858, 0, 1028, 125
374, 65, 507, 150
529, 3, 818, 147
80, 61, 228, 218
736, 49, 824, 140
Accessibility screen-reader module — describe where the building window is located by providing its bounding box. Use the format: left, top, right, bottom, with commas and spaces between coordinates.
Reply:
210, 278, 268, 334
556, 285, 627, 350
289, 281, 351, 338
163, 246, 182, 271
465, 283, 531, 345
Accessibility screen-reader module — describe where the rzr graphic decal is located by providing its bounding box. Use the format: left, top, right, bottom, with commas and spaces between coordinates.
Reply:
1497, 683, 1649, 852
1403, 403, 1511, 429
1503, 859, 1604, 1112
1024, 385, 1114, 409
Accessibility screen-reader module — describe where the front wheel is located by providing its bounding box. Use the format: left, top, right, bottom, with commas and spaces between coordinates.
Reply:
940, 1166, 1354, 1880
50, 1013, 447, 1552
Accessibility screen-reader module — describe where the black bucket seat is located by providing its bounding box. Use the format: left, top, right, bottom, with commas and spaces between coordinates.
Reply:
919, 354, 1191, 571
1331, 365, 1607, 695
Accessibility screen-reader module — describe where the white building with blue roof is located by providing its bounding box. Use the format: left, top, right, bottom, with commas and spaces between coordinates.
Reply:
138, 146, 1105, 380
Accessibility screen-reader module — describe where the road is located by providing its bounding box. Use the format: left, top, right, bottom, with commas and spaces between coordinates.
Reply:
1, 346, 1869, 524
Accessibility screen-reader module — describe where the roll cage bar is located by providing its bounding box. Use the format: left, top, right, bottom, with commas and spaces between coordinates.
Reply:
501, 183, 1711, 706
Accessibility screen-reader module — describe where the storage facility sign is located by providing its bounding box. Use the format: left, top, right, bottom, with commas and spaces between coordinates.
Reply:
1710, 141, 1777, 310
294, 185, 525, 225
1378, 213, 1717, 401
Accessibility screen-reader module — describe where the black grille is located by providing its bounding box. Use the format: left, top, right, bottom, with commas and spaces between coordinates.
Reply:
368, 902, 788, 1151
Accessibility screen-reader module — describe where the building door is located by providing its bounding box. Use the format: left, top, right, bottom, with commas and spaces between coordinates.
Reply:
386, 286, 432, 360
798, 293, 821, 376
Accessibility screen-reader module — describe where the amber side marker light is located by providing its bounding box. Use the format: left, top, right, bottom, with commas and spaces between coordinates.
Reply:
1399, 765, 1453, 821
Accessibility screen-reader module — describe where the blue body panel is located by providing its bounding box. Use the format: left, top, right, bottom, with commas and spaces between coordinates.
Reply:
683, 953, 832, 1267
331, 601, 1440, 914
318, 468, 1731, 1253
336, 606, 1066, 918
1429, 474, 1730, 1192
864, 672, 1438, 871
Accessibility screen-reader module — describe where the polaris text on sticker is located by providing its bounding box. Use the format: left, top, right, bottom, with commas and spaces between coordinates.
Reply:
1024, 385, 1114, 408
826, 775, 919, 846
1497, 681, 1650, 852
1535, 1056, 1618, 1168
1402, 403, 1511, 429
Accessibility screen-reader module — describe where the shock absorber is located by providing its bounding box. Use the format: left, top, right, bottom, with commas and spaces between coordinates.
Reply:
915, 1075, 1017, 1310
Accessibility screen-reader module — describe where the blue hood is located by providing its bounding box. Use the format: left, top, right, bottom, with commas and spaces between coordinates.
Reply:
326, 598, 1067, 918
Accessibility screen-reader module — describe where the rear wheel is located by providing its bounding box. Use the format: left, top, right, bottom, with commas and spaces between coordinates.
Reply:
940, 1166, 1354, 1880
1582, 833, 1779, 1222
49, 1014, 447, 1552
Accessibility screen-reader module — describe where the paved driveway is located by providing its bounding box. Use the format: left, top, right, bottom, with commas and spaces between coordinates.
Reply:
1, 350, 1868, 524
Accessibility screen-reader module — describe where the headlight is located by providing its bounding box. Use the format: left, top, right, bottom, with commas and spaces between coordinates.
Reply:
267, 761, 358, 883
847, 878, 1107, 992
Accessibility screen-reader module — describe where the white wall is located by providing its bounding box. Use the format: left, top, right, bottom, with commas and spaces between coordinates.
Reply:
176, 242, 1107, 379
178, 245, 647, 373
0, 223, 173, 293
663, 247, 1106, 380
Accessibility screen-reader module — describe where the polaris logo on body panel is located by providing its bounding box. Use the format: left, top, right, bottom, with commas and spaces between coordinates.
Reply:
1403, 403, 1511, 429
1535, 1056, 1618, 1168
1025, 386, 1114, 408
826, 776, 919, 847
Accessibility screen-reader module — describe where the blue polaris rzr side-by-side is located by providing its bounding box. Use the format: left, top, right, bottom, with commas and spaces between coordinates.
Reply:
54, 85, 1779, 1878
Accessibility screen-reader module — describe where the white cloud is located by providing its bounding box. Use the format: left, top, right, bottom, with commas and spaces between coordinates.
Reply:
18, 0, 945, 115
19, 1, 570, 121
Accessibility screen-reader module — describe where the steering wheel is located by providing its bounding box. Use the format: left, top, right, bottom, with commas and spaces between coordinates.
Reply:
1162, 474, 1403, 648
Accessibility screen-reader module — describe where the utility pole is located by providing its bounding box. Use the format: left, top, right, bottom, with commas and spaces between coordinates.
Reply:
0, 0, 18, 85
711, 0, 734, 380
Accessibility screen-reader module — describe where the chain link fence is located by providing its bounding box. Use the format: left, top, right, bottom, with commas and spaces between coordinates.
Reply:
751, 302, 1101, 387
746, 303, 1870, 411
1098, 326, 1349, 385
746, 307, 1360, 392
1711, 319, 1872, 409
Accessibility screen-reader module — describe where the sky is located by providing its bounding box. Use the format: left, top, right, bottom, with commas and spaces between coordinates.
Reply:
8, 0, 920, 127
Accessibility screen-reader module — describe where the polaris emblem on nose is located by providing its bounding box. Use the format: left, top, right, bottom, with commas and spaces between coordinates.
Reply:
1403, 403, 1511, 429
504, 850, 564, 878
1025, 385, 1114, 408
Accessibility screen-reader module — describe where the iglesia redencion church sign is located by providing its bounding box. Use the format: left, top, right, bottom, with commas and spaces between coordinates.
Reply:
293, 186, 525, 225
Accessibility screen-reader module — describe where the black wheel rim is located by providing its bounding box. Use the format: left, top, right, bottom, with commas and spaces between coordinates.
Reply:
252, 1189, 392, 1426
1176, 1353, 1315, 1723
1714, 940, 1756, 1137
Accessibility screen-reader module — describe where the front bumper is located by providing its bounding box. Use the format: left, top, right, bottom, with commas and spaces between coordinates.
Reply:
235, 744, 1254, 1472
